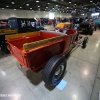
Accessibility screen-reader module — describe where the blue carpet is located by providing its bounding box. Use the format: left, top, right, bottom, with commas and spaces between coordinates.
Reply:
56, 80, 67, 90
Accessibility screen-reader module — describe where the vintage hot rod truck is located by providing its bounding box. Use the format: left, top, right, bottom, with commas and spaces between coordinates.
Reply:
6, 29, 88, 86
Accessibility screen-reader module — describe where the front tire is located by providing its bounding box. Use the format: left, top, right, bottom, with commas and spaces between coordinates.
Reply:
82, 37, 88, 48
42, 55, 66, 86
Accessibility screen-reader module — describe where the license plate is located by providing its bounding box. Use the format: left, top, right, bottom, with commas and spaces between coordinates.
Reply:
81, 28, 85, 30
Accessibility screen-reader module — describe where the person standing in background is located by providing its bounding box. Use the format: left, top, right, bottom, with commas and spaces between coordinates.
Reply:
53, 18, 56, 28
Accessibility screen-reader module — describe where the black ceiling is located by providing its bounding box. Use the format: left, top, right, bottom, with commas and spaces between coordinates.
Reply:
0, 0, 100, 14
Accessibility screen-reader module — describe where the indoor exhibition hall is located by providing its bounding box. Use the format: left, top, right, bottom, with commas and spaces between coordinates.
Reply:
0, 0, 100, 100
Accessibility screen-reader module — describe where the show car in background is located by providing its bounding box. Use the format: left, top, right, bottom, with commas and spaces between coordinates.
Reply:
78, 22, 94, 35
94, 19, 100, 29
55, 22, 71, 33
0, 17, 46, 53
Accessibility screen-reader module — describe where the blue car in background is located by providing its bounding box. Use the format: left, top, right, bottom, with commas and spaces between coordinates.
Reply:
94, 19, 100, 29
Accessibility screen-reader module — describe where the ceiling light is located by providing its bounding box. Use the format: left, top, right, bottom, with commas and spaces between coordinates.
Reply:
46, 7, 48, 8
6, 5, 9, 7
36, 0, 39, 2
38, 6, 40, 7
14, 9, 16, 10
26, 4, 29, 6
56, 5, 58, 6
48, 3, 50, 4
67, 7, 69, 8
90, 0, 93, 2
30, 8, 32, 9
69, 2, 71, 3
11, 2, 15, 4
2, 8, 4, 9
20, 7, 22, 8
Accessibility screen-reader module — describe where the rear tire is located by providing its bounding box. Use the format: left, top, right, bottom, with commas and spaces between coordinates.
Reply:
42, 55, 66, 86
89, 29, 93, 35
95, 26, 96, 31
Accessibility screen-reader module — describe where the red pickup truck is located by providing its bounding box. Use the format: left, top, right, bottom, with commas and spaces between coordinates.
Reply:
6, 30, 87, 86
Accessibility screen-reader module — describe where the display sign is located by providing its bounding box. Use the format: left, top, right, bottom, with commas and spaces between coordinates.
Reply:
91, 13, 99, 16
49, 13, 54, 19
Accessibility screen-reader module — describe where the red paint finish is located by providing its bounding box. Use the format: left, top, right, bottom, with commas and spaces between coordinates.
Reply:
27, 41, 64, 71
7, 30, 77, 72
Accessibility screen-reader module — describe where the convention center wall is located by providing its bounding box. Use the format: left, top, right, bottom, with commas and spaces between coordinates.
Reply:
0, 9, 72, 19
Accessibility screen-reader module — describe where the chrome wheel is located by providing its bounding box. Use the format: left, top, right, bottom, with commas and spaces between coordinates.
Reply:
53, 63, 64, 81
